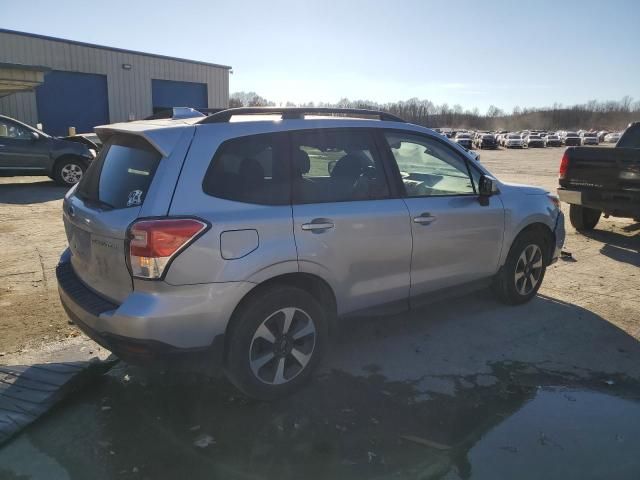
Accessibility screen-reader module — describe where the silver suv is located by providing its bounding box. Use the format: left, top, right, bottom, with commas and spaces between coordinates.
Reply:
57, 107, 565, 399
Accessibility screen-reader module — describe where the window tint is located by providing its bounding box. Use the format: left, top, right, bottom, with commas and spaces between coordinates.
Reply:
76, 135, 161, 209
291, 129, 390, 204
203, 133, 289, 205
385, 132, 476, 197
617, 124, 640, 148
0, 119, 29, 139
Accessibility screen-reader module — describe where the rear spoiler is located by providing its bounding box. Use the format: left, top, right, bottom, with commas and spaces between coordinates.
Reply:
94, 122, 192, 158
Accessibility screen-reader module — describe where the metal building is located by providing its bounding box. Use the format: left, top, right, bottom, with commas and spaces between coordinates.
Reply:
0, 29, 231, 135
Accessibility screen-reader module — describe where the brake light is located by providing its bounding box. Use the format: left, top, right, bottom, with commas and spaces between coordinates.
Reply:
128, 218, 208, 279
559, 150, 570, 179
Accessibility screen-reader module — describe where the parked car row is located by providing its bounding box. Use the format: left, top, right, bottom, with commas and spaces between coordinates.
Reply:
440, 127, 623, 150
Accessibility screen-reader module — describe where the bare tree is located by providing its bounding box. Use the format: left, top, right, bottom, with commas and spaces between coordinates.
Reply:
229, 92, 640, 130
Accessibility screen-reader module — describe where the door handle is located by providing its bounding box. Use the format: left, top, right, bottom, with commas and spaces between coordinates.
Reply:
301, 219, 334, 231
413, 213, 436, 225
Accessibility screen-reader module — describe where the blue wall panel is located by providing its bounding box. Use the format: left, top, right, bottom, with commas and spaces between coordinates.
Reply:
35, 70, 109, 136
151, 79, 208, 112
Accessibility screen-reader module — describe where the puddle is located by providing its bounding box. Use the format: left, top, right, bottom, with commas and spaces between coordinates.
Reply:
0, 363, 639, 479
468, 387, 640, 479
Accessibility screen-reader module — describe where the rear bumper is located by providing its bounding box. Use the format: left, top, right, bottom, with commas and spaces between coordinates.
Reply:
56, 249, 254, 369
558, 188, 640, 218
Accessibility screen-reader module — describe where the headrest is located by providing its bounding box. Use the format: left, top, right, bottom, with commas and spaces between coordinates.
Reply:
331, 154, 364, 180
293, 149, 310, 174
239, 157, 264, 183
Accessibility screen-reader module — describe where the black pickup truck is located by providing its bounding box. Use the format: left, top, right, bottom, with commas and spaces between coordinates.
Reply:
558, 122, 640, 231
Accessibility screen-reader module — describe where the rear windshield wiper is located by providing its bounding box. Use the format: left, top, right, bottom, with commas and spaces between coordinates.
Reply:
75, 193, 115, 211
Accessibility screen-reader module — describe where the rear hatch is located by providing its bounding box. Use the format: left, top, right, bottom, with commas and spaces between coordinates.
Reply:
63, 134, 162, 303
561, 146, 640, 191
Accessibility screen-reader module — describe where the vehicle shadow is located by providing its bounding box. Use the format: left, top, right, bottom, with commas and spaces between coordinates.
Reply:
0, 179, 67, 205
2, 293, 640, 479
580, 226, 640, 266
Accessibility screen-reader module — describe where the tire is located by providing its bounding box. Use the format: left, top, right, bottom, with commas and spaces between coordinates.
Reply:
225, 285, 328, 400
493, 229, 548, 305
53, 157, 86, 186
569, 204, 601, 231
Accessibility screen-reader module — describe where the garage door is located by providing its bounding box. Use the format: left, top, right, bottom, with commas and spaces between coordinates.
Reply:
35, 70, 109, 136
151, 79, 208, 113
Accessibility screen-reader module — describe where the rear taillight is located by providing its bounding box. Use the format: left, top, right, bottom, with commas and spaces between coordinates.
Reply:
127, 218, 208, 279
559, 150, 570, 179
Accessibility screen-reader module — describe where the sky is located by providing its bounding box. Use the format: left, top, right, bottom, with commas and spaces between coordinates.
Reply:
2, 0, 639, 112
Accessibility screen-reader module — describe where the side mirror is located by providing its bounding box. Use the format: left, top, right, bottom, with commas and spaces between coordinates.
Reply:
30, 131, 40, 141
478, 174, 499, 197
468, 150, 481, 162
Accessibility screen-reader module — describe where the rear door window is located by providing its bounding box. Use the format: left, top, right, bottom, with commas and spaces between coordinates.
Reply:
76, 135, 161, 209
202, 133, 289, 205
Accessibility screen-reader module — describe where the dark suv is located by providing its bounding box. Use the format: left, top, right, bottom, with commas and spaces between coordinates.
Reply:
0, 114, 95, 185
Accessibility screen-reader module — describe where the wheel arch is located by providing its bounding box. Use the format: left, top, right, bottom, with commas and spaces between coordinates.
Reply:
51, 153, 88, 176
222, 272, 338, 363
509, 221, 555, 265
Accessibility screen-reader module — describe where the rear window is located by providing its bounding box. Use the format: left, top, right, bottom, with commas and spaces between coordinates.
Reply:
617, 124, 640, 148
76, 135, 161, 209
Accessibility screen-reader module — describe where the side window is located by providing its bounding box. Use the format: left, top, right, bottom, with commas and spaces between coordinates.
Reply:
291, 129, 390, 204
384, 132, 476, 197
0, 119, 29, 139
617, 124, 640, 148
202, 133, 289, 205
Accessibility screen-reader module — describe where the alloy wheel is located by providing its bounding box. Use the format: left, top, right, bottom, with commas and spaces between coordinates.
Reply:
60, 163, 83, 184
514, 244, 543, 295
249, 307, 316, 385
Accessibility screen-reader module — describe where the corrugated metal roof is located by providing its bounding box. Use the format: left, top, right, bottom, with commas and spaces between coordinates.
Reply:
0, 28, 232, 70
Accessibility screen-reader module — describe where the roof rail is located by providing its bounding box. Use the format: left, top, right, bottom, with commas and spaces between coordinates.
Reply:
199, 107, 405, 124
144, 107, 205, 120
